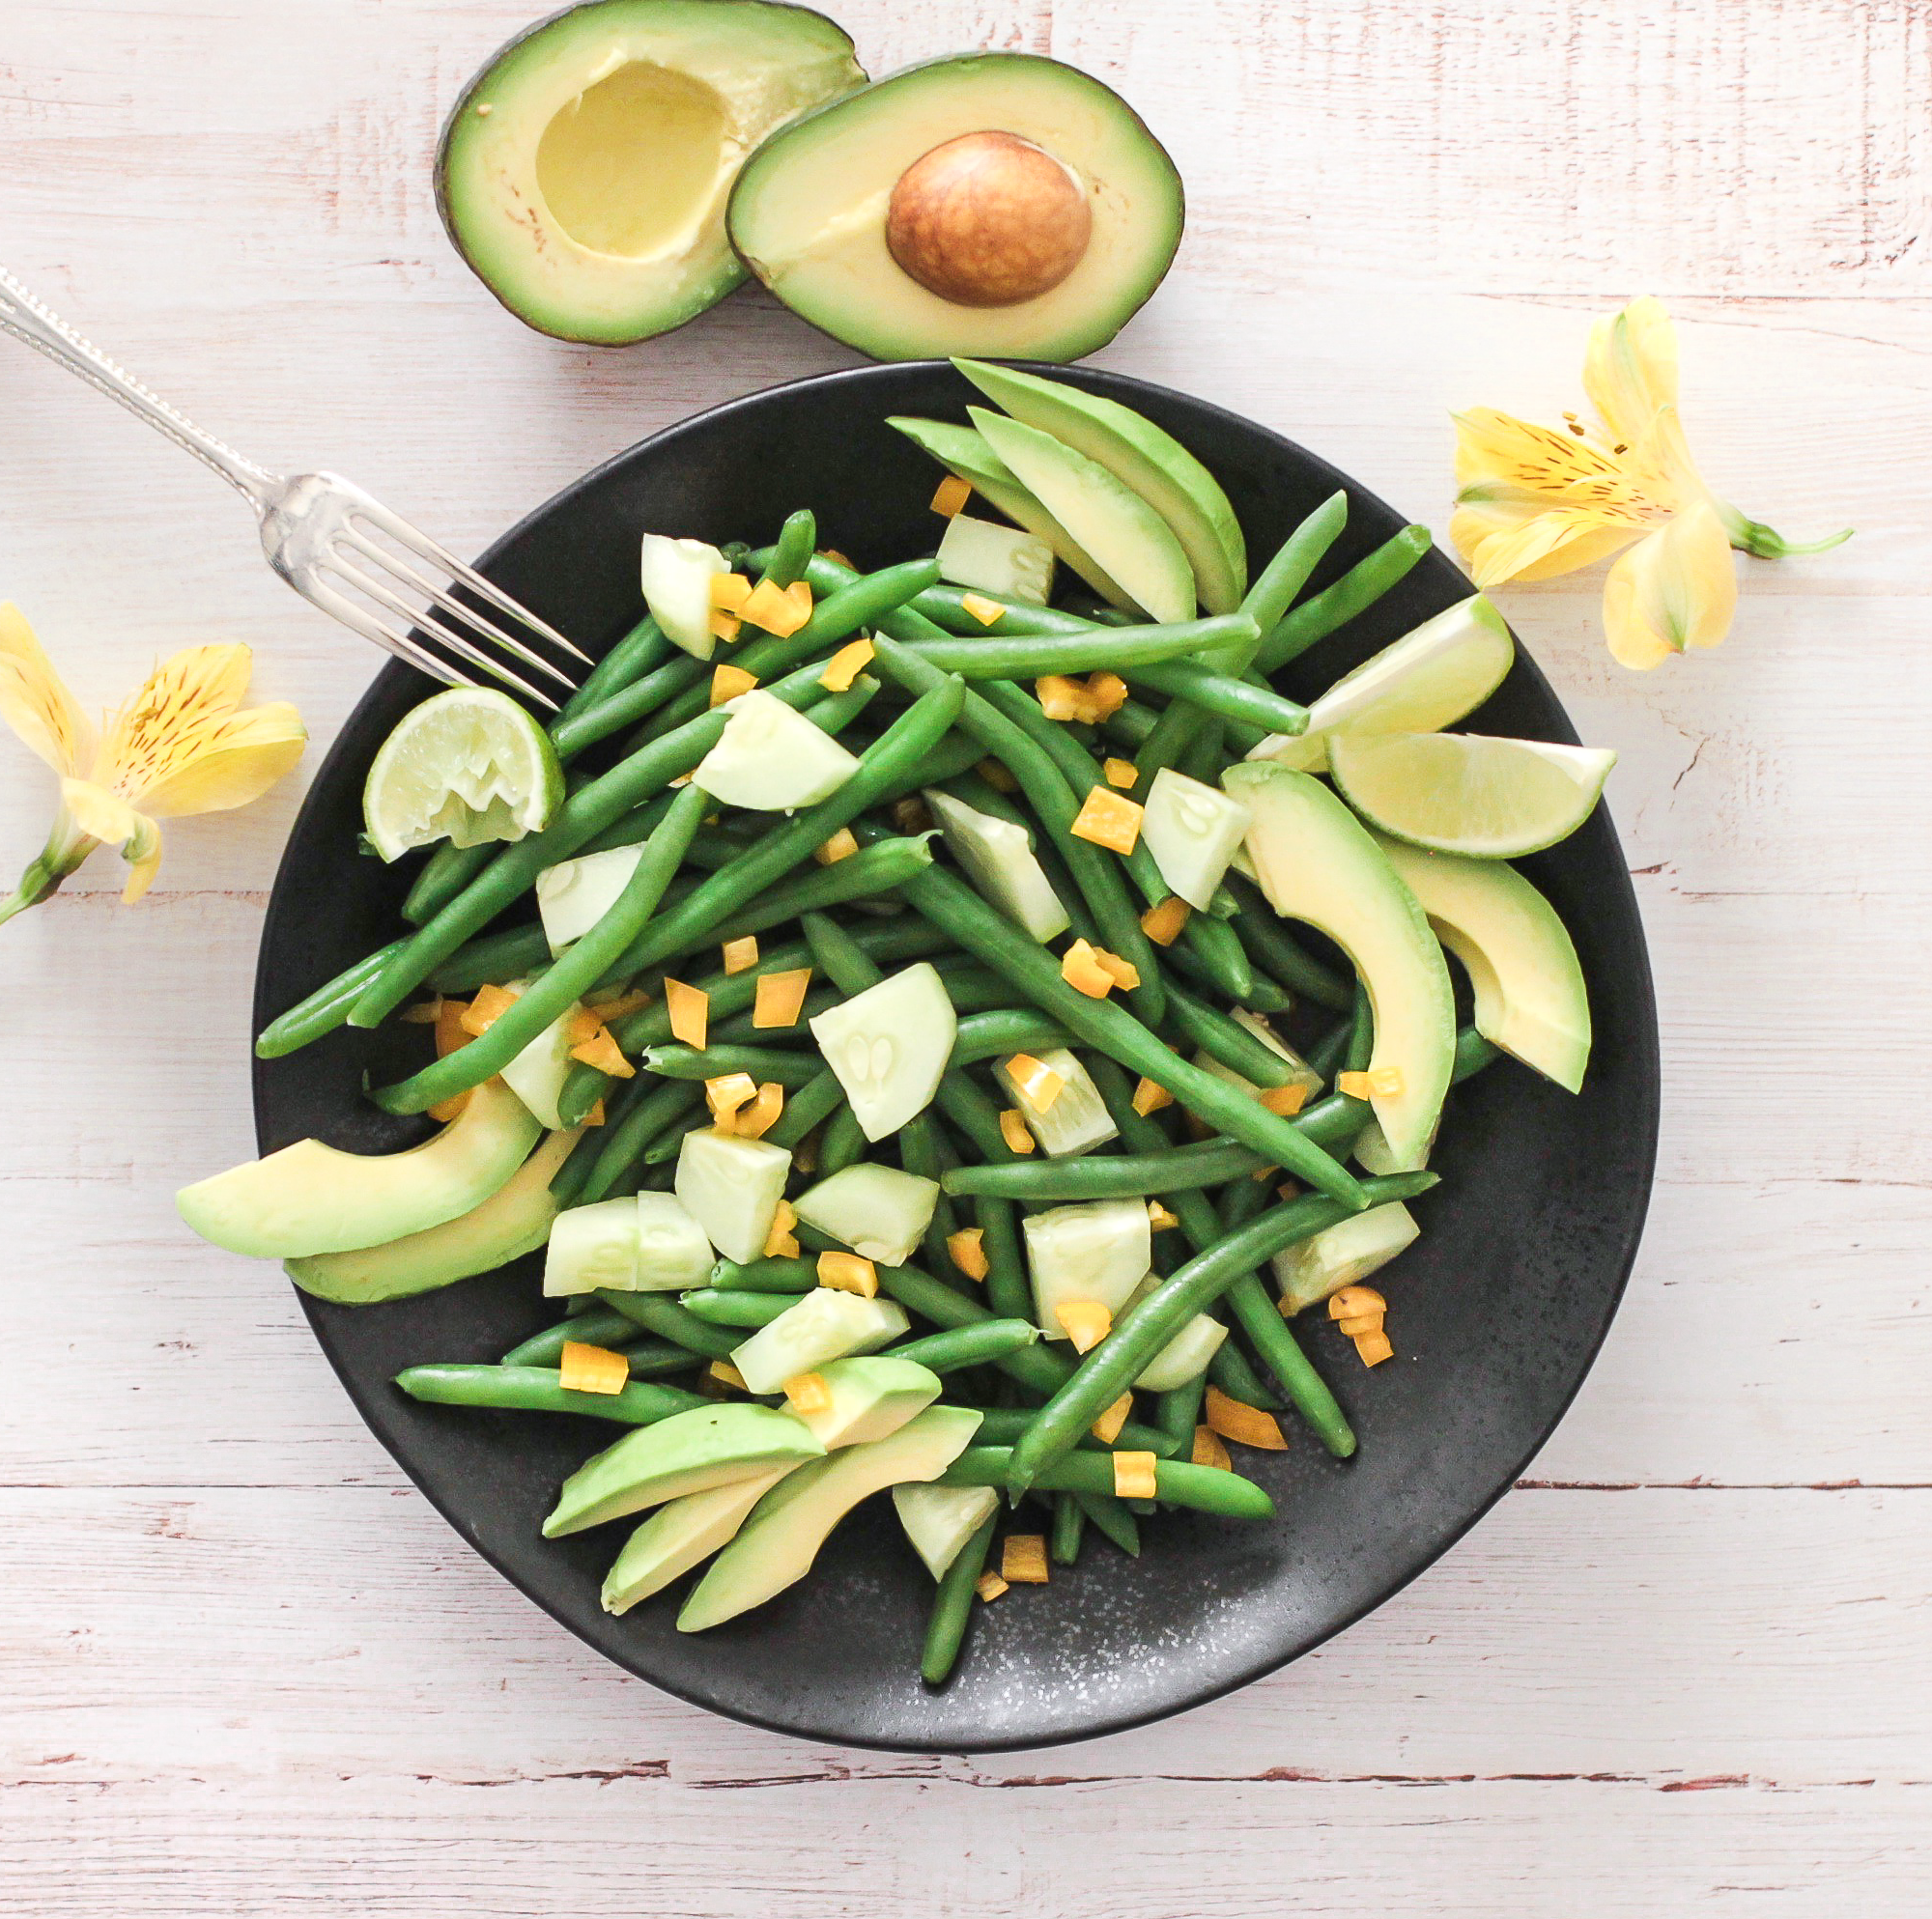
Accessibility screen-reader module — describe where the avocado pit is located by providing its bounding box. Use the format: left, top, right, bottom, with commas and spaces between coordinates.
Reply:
885, 131, 1092, 308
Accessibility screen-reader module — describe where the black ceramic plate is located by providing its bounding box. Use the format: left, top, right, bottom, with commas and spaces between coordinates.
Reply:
253, 362, 1659, 1752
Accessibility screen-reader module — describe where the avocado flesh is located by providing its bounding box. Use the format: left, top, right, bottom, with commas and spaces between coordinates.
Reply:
1223, 764, 1456, 1170
438, 0, 865, 345
177, 1079, 543, 1260
543, 1403, 824, 1537
1374, 835, 1592, 1093
285, 1128, 575, 1305
790, 1357, 942, 1450
726, 52, 1183, 362
953, 360, 1247, 613
601, 1466, 792, 1614
678, 1404, 982, 1630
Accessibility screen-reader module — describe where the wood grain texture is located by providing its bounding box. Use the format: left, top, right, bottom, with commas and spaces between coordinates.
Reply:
0, 0, 1926, 1910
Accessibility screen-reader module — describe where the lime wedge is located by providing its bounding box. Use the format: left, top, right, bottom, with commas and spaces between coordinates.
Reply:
362, 688, 563, 863
1328, 731, 1615, 858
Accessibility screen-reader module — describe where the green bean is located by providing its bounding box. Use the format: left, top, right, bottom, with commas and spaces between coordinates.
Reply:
1222, 875, 1353, 1010
895, 863, 1368, 1208
759, 509, 816, 587
764, 1066, 844, 1150
1154, 1373, 1208, 1453
818, 1103, 867, 1175
368, 785, 707, 1115
921, 1510, 996, 1687
394, 1364, 705, 1425
950, 1008, 1072, 1066
1163, 983, 1302, 1088
597, 1288, 743, 1360
641, 1114, 709, 1166
906, 611, 1257, 677
1175, 910, 1255, 1003
545, 1120, 608, 1212
942, 1446, 1273, 1520
801, 910, 879, 994
255, 939, 407, 1058
964, 1406, 1180, 1458
557, 611, 668, 725
885, 1320, 1041, 1373
1207, 1330, 1287, 1412
875, 1261, 1075, 1400
425, 921, 553, 996
1004, 1173, 1435, 1491
897, 1105, 967, 1281
1076, 1492, 1141, 1556
1120, 661, 1309, 737
905, 584, 1102, 638
640, 1043, 826, 1086
579, 1081, 707, 1204
611, 1339, 702, 1378
974, 1194, 1033, 1326
679, 1288, 794, 1328
942, 1135, 1266, 1200
1256, 524, 1432, 673
933, 1065, 1017, 1162
1051, 1493, 1086, 1565
501, 1307, 639, 1367
345, 663, 838, 1031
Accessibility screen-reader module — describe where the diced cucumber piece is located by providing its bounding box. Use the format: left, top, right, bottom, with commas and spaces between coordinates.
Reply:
809, 963, 956, 1140
543, 1195, 641, 1296
640, 533, 729, 661
1195, 1009, 1324, 1104
788, 1355, 941, 1449
692, 689, 861, 811
673, 1128, 792, 1265
936, 513, 1055, 606
1273, 1201, 1421, 1316
923, 788, 1070, 943
601, 1468, 794, 1616
497, 978, 582, 1130
991, 1046, 1118, 1157
1022, 1197, 1151, 1339
634, 1191, 716, 1291
544, 1403, 823, 1538
1124, 1274, 1229, 1392
792, 1164, 940, 1267
536, 844, 644, 954
1352, 1115, 1424, 1175
894, 1482, 1001, 1581
729, 1288, 911, 1396
1140, 767, 1253, 910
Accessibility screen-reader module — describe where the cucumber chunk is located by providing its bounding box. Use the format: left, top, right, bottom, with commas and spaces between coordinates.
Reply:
537, 844, 645, 954
793, 1164, 940, 1266
640, 533, 729, 661
673, 1128, 792, 1265
1022, 1196, 1151, 1338
544, 1195, 641, 1296
692, 689, 861, 811
936, 513, 1055, 606
1194, 1009, 1323, 1104
634, 1191, 716, 1292
894, 1482, 1001, 1580
923, 788, 1070, 943
1125, 1273, 1230, 1392
1140, 767, 1253, 910
729, 1289, 911, 1396
497, 979, 582, 1129
809, 963, 957, 1140
1273, 1201, 1421, 1316
991, 1046, 1118, 1157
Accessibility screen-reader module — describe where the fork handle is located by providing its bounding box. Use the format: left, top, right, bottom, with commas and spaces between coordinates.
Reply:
0, 266, 282, 508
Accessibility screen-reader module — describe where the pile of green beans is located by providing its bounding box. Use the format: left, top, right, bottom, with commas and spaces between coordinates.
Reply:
254, 480, 1496, 1691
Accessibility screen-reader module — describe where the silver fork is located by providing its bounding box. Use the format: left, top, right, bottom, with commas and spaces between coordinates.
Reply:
0, 267, 587, 710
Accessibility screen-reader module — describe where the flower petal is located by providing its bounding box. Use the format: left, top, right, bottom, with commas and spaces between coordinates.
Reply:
1452, 408, 1668, 527
1450, 492, 1643, 586
60, 778, 165, 903
136, 702, 306, 818
1601, 500, 1738, 670
1584, 296, 1680, 448
0, 604, 94, 776
94, 643, 258, 802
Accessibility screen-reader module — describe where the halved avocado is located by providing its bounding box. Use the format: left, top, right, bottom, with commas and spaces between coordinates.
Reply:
727, 53, 1183, 362
437, 0, 866, 345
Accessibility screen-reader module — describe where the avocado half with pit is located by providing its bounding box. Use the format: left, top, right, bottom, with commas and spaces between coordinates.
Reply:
437, 0, 866, 345
727, 52, 1184, 361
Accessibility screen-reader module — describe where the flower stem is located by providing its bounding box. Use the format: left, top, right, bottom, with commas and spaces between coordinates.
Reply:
0, 815, 99, 929
1719, 501, 1855, 560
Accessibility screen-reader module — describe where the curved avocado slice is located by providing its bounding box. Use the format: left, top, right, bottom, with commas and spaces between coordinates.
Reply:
177, 1079, 542, 1260
601, 1466, 793, 1614
953, 360, 1247, 613
437, 0, 865, 345
544, 1403, 824, 1538
727, 53, 1182, 363
285, 1128, 576, 1305
678, 1404, 982, 1630
789, 1356, 942, 1450
1374, 835, 1591, 1093
1222, 764, 1455, 1170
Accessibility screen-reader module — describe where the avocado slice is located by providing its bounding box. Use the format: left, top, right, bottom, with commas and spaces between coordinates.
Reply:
1374, 835, 1592, 1093
887, 416, 1133, 608
177, 1079, 543, 1260
285, 1128, 576, 1306
678, 1404, 983, 1630
543, 1402, 824, 1538
971, 409, 1195, 623
726, 53, 1182, 363
1223, 763, 1456, 1171
953, 360, 1247, 612
601, 1466, 793, 1614
789, 1356, 942, 1449
437, 0, 865, 345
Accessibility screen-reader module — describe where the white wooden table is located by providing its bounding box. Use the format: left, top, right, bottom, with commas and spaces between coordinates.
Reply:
3, 3, 1925, 1910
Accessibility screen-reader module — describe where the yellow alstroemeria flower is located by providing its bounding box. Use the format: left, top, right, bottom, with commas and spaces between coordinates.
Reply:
1451, 296, 1849, 669
0, 605, 305, 925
